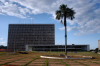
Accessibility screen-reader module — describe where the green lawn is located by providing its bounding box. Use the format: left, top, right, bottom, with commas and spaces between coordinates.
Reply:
0, 51, 100, 66
0, 52, 7, 54
45, 51, 100, 58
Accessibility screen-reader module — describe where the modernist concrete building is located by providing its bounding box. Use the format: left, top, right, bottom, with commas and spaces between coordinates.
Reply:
7, 24, 55, 51
7, 24, 90, 51
26, 44, 90, 51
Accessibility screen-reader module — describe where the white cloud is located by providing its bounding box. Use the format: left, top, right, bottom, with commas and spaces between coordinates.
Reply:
0, 0, 5, 3
59, 19, 100, 35
0, 41, 6, 46
0, 0, 100, 35
59, 26, 77, 32
59, 27, 65, 30
0, 42, 5, 43
0, 0, 31, 18
0, 38, 4, 40
92, 0, 100, 3
57, 0, 100, 35
75, 19, 100, 35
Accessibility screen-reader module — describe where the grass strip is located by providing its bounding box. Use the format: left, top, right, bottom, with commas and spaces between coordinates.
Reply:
46, 58, 48, 66
75, 61, 89, 66
93, 62, 99, 64
89, 61, 100, 64
23, 57, 39, 66
0, 57, 26, 65
59, 59, 69, 66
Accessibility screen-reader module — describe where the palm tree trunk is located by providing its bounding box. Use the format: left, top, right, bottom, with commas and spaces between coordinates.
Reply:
64, 15, 67, 57
65, 26, 67, 56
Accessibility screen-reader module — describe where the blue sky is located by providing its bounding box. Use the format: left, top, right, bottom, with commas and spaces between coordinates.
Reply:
0, 0, 100, 49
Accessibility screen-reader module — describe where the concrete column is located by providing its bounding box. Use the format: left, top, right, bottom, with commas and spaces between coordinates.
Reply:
29, 46, 32, 51
25, 45, 32, 51
98, 40, 100, 51
87, 45, 90, 51
25, 45, 28, 51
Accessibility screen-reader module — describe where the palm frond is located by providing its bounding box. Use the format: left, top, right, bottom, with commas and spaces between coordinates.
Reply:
55, 10, 64, 20
59, 4, 67, 10
67, 8, 75, 20
55, 4, 75, 21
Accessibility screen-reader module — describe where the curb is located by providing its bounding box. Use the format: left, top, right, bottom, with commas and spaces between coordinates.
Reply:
40, 55, 92, 59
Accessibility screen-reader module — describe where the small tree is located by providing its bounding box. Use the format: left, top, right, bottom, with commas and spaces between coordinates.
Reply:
55, 4, 75, 57
0, 45, 4, 49
95, 48, 98, 53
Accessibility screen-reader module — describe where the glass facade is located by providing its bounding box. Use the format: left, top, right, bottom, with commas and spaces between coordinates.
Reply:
7, 24, 55, 51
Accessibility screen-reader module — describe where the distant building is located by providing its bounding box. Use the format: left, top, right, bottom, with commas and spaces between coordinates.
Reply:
7, 24, 55, 51
26, 44, 90, 51
7, 24, 90, 51
98, 40, 100, 51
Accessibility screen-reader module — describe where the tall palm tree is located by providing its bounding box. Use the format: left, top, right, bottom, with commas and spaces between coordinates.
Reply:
55, 4, 75, 57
